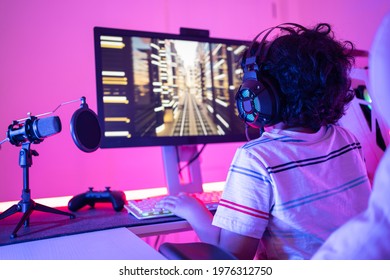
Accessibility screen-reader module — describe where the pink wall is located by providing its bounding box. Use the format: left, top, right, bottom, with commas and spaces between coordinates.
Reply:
277, 0, 390, 51
0, 0, 278, 202
0, 0, 389, 202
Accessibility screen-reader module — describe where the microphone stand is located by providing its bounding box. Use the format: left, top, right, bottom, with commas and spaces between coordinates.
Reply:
0, 142, 75, 238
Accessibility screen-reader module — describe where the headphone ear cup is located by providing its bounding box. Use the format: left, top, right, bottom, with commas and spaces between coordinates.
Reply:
236, 23, 305, 131
236, 76, 281, 128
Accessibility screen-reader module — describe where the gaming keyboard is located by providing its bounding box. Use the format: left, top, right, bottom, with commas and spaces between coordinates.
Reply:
125, 191, 222, 219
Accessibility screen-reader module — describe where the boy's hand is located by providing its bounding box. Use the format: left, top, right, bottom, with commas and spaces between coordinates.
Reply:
156, 193, 209, 222
157, 192, 220, 244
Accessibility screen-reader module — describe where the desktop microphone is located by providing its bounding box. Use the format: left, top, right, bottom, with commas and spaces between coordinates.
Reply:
1, 96, 101, 152
7, 116, 62, 146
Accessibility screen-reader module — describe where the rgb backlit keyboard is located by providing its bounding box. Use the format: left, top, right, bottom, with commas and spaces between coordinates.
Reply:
125, 191, 222, 219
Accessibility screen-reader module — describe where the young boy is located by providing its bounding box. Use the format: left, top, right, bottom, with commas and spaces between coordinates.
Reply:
157, 23, 371, 260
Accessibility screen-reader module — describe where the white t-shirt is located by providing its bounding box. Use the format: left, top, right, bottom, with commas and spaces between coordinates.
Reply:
212, 124, 372, 259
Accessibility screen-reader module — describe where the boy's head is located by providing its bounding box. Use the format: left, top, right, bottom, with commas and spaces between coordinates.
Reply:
237, 23, 355, 131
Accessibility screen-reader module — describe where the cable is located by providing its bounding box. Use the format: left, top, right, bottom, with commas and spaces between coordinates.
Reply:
245, 123, 264, 141
245, 123, 251, 141
176, 144, 207, 176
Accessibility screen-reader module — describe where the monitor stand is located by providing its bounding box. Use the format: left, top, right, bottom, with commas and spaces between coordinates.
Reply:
161, 145, 203, 195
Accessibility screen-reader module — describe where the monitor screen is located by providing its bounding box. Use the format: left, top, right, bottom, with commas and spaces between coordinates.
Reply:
93, 27, 258, 149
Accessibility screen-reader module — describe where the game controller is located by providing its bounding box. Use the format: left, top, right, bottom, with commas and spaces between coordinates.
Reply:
68, 186, 126, 212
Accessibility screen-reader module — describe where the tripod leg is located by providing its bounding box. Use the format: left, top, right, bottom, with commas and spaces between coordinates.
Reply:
10, 205, 34, 239
0, 204, 20, 220
34, 202, 75, 219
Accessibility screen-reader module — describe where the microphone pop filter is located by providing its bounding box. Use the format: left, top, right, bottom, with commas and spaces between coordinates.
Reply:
70, 99, 101, 153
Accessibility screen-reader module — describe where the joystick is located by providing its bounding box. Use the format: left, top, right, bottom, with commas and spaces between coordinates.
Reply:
68, 186, 126, 212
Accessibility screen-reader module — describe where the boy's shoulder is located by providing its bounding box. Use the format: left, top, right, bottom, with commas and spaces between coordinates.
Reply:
240, 129, 299, 151
241, 124, 357, 151
331, 124, 360, 141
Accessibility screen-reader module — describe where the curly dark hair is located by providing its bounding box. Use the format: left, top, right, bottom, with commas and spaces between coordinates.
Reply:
260, 23, 355, 131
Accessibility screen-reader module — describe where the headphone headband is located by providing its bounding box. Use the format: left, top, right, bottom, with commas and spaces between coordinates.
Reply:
249, 22, 307, 63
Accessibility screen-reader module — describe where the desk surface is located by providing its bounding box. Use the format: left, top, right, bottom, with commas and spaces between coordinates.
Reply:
0, 184, 223, 259
0, 204, 185, 259
0, 204, 186, 248
0, 227, 166, 260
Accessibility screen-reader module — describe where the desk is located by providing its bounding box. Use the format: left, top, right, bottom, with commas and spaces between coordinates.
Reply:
0, 183, 224, 259
0, 204, 188, 259
0, 227, 165, 260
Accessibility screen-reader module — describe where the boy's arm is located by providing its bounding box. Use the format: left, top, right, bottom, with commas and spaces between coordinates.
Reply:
219, 228, 260, 259
156, 194, 259, 259
156, 193, 220, 244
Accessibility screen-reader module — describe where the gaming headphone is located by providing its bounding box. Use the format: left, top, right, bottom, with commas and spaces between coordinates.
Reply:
235, 23, 306, 130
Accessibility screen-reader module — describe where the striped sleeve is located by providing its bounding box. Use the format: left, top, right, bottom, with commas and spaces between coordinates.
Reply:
212, 147, 273, 239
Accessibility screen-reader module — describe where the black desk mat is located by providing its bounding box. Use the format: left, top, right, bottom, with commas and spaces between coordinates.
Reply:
0, 204, 183, 247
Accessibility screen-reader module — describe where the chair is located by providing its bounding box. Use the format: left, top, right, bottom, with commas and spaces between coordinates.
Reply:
159, 242, 237, 260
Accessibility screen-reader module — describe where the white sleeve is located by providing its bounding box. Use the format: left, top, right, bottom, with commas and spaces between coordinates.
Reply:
212, 147, 274, 239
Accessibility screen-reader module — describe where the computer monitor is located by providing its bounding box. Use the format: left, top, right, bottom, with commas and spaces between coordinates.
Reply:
93, 26, 255, 194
